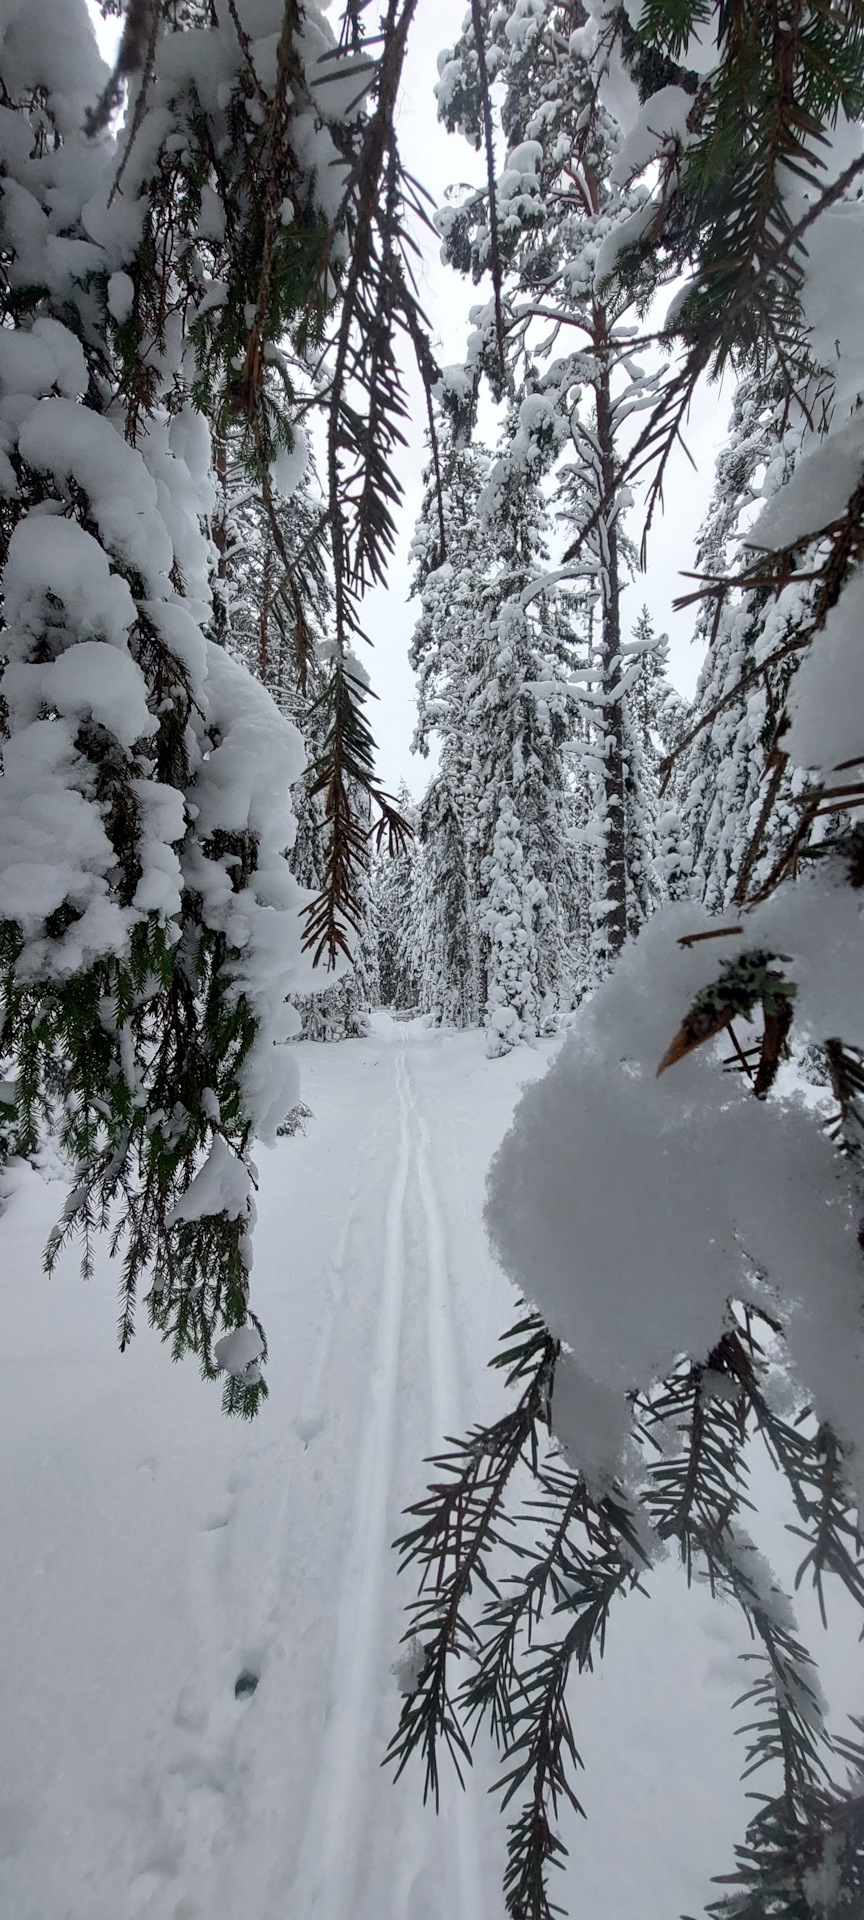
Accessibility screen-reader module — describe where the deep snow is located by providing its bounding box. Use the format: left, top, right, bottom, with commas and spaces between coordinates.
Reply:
0, 1016, 857, 1920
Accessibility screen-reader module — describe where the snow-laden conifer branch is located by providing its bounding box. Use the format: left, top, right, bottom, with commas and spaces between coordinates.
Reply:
300, 662, 411, 966
0, 0, 424, 1398
704, 1718, 864, 1920
392, 4, 864, 1914
392, 1288, 862, 1920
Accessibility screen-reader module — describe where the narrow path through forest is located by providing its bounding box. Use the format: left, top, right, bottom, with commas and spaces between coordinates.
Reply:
3, 1016, 851, 1920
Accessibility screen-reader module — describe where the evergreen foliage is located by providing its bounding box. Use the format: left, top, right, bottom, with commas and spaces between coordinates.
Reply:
0, 0, 420, 1396
407, 426, 591, 1046
413, 777, 478, 1028
3, 0, 864, 1912
432, 0, 681, 988
600, 0, 864, 542
375, 782, 420, 1014
207, 422, 382, 1039
391, 5, 864, 1918
390, 1298, 864, 1920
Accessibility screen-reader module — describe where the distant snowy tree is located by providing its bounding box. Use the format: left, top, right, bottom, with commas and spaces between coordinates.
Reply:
408, 426, 489, 1026
676, 366, 817, 912
624, 604, 692, 911
409, 420, 581, 1048
467, 457, 583, 1050
376, 784, 420, 1014
413, 777, 478, 1028
434, 0, 670, 983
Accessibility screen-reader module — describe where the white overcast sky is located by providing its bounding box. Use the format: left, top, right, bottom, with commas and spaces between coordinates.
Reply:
91, 0, 729, 795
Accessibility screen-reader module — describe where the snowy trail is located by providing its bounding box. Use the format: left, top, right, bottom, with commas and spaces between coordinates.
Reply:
126, 1109, 390, 1920
406, 1052, 487, 1920
287, 1038, 412, 1920
113, 1024, 501, 1920
4, 1016, 850, 1920
286, 1035, 489, 1920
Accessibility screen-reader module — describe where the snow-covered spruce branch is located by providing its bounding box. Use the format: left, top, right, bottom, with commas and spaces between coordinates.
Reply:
387, 1310, 561, 1808
704, 1718, 864, 1920
390, 1290, 863, 1920
390, 3, 864, 1914
0, 0, 424, 1398
563, 4, 864, 590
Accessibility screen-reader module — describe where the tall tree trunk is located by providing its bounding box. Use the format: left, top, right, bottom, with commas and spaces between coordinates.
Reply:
258, 548, 273, 685
594, 306, 628, 961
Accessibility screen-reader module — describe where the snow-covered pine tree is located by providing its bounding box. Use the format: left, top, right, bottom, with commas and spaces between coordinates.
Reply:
392, 6, 864, 1915
466, 452, 582, 1050
674, 364, 819, 913
624, 603, 693, 909
0, 0, 330, 1410
408, 407, 582, 1047
412, 775, 478, 1027
0, 0, 426, 1402
375, 781, 420, 1014
408, 422, 491, 1027
434, 0, 673, 980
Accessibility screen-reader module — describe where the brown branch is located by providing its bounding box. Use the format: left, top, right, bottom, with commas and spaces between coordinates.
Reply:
238, 0, 304, 427
733, 750, 790, 906
103, 0, 163, 203
658, 637, 809, 794
470, 0, 506, 385
678, 924, 744, 948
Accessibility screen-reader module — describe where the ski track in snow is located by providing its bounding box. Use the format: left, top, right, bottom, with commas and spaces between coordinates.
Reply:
287, 1037, 412, 1920
129, 1101, 391, 1920
6, 1018, 855, 1920
286, 1036, 488, 1920
132, 1026, 490, 1920
403, 1050, 486, 1920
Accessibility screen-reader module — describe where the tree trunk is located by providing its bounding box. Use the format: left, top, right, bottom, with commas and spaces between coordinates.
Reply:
594, 306, 628, 961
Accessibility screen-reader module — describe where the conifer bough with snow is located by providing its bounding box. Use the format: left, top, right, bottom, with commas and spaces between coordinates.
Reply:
387, 3, 864, 1917
0, 0, 421, 1408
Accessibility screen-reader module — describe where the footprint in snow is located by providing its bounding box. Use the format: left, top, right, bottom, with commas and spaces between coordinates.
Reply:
234, 1669, 259, 1700
293, 1411, 326, 1446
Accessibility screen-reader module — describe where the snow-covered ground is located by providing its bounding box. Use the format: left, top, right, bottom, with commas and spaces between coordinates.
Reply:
0, 1016, 856, 1920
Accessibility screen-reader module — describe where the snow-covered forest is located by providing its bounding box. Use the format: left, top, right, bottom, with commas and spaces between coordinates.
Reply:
1, 0, 863, 1915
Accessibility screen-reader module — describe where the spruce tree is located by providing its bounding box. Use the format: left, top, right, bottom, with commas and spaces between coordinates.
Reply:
408, 426, 491, 1027
467, 458, 582, 1050
391, 7, 864, 1917
434, 0, 670, 976
413, 777, 478, 1028
625, 603, 693, 911
409, 417, 582, 1047
0, 0, 426, 1400
375, 782, 420, 1014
